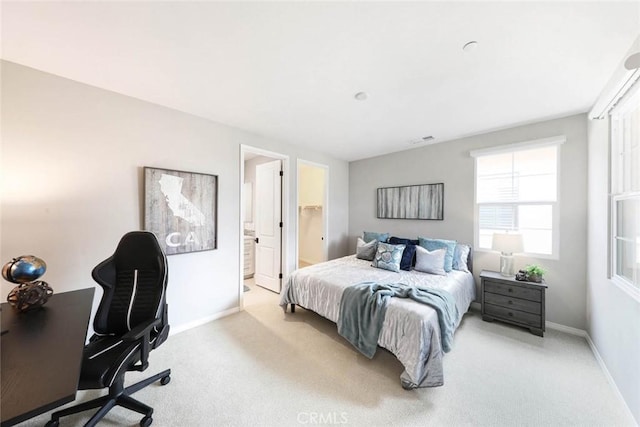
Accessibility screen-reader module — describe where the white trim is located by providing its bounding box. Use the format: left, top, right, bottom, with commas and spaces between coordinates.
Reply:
584, 333, 638, 425
611, 275, 640, 303
169, 307, 240, 336
590, 68, 640, 120
239, 144, 290, 312
542, 322, 637, 424
469, 135, 566, 158
545, 321, 586, 337
609, 85, 640, 298
473, 142, 561, 259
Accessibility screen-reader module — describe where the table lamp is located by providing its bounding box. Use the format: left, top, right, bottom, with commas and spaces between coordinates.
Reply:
491, 232, 523, 277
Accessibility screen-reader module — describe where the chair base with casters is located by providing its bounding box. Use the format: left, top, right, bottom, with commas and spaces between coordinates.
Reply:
45, 369, 171, 427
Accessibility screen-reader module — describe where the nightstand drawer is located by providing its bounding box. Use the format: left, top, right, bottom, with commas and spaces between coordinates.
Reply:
485, 303, 542, 328
484, 292, 541, 315
484, 280, 541, 302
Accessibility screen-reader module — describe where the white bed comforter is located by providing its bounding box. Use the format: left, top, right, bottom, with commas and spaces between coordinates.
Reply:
279, 255, 476, 388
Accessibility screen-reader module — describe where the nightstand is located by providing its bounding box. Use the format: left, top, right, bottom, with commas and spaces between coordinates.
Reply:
480, 270, 547, 337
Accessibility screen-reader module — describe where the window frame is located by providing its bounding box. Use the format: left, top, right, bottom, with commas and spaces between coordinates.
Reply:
471, 136, 565, 260
609, 79, 640, 300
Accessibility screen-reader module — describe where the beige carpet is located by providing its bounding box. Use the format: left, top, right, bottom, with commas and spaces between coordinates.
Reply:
22, 280, 635, 427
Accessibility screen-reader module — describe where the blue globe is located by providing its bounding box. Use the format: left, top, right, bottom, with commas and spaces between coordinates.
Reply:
2, 255, 47, 284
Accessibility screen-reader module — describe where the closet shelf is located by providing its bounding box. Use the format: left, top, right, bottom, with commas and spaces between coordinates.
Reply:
299, 205, 322, 210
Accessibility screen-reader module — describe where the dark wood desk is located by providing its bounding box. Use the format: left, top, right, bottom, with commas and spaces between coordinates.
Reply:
1, 288, 95, 426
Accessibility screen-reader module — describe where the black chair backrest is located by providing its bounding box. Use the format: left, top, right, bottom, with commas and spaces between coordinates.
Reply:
91, 232, 168, 338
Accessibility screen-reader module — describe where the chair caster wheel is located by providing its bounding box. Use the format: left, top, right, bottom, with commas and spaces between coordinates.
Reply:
140, 415, 153, 427
45, 421, 60, 427
160, 375, 171, 385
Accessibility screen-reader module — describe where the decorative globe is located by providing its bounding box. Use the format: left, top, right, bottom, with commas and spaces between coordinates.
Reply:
2, 255, 47, 284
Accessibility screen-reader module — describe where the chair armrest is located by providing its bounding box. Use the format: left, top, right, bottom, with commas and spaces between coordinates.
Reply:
121, 318, 162, 371
122, 318, 162, 342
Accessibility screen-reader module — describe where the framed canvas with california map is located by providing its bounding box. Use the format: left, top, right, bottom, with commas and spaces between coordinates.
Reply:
144, 167, 218, 255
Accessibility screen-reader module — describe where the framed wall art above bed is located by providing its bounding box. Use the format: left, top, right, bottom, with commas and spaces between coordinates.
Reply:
376, 183, 444, 220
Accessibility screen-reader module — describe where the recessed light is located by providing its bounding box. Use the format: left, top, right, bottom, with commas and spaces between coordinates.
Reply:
462, 41, 478, 52
354, 92, 368, 101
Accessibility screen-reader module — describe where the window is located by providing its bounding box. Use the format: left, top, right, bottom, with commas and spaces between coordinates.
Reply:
471, 136, 564, 258
610, 81, 640, 295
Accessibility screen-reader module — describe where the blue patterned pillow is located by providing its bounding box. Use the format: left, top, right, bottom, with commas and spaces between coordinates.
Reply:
371, 242, 405, 273
418, 237, 457, 272
363, 231, 390, 243
388, 237, 419, 271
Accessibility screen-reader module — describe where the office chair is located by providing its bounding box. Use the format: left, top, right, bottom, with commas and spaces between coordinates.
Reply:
46, 231, 171, 427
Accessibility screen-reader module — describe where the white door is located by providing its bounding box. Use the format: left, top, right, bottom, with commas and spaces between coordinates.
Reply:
255, 159, 282, 293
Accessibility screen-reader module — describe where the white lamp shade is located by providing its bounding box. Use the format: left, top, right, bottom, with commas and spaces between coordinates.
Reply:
491, 233, 524, 254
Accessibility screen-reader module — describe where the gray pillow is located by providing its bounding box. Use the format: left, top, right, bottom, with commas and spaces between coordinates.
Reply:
414, 245, 447, 276
356, 237, 377, 261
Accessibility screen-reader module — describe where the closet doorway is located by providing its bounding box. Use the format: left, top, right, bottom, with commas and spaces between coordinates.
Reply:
297, 160, 328, 268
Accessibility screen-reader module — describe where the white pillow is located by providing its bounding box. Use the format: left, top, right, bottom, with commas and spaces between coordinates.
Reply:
453, 244, 470, 273
356, 237, 377, 261
414, 246, 447, 276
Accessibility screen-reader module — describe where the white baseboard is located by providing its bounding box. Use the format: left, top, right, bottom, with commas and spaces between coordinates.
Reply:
487, 318, 636, 424
169, 306, 240, 336
545, 321, 636, 425
583, 333, 638, 426
545, 321, 587, 337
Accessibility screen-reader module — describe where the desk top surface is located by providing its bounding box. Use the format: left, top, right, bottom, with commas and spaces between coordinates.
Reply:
1, 287, 95, 427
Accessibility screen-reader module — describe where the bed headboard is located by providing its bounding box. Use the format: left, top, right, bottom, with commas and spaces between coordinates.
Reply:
466, 245, 473, 274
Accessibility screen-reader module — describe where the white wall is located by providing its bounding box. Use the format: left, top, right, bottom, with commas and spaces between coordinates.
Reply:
587, 108, 640, 424
1, 61, 350, 332
349, 114, 588, 330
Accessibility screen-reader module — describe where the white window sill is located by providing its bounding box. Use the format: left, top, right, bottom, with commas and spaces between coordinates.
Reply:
611, 275, 640, 303
474, 247, 559, 261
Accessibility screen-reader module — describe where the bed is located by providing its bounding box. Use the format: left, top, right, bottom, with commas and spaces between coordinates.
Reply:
279, 253, 475, 389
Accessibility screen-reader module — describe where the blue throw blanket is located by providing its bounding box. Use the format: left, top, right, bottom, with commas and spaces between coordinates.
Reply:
337, 282, 459, 359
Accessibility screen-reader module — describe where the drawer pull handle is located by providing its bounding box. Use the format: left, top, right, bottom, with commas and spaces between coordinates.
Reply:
508, 300, 513, 305
508, 288, 513, 293
508, 312, 513, 317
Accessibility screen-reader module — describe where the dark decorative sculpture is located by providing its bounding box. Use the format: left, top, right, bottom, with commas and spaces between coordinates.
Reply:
2, 255, 53, 311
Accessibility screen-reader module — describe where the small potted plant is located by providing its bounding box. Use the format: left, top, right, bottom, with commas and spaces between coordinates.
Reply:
524, 264, 545, 283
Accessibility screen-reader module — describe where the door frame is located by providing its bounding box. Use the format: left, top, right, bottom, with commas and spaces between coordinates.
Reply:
296, 159, 329, 269
239, 145, 290, 310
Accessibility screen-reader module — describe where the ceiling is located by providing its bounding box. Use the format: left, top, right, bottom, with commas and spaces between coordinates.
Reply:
2, 1, 639, 161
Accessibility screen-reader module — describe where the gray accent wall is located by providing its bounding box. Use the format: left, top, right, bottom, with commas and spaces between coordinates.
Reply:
349, 114, 588, 330
1, 60, 350, 333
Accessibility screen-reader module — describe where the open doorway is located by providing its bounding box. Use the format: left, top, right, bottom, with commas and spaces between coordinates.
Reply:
297, 160, 328, 269
240, 146, 289, 309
